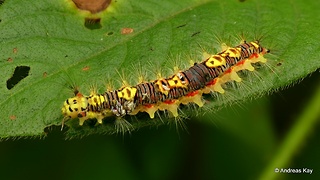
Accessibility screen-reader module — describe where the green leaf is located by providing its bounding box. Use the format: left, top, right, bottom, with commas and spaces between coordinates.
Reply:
0, 0, 319, 138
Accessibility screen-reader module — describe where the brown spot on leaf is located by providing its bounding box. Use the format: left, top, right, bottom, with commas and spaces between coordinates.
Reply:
7, 57, 13, 62
82, 66, 90, 71
72, 0, 111, 14
43, 72, 47, 78
13, 48, 18, 54
121, 28, 134, 35
10, 115, 16, 120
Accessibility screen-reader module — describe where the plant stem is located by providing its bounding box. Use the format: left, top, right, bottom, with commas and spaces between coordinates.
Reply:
259, 82, 320, 180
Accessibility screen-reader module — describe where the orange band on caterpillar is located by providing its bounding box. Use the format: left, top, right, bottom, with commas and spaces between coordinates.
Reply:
61, 40, 270, 128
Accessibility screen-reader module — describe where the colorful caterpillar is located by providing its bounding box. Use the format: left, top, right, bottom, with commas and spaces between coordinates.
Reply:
61, 40, 270, 128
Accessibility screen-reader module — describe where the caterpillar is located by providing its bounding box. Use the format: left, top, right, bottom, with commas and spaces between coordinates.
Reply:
61, 40, 270, 129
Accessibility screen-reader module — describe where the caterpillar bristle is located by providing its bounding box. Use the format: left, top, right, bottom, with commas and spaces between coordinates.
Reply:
114, 118, 133, 135
170, 116, 189, 135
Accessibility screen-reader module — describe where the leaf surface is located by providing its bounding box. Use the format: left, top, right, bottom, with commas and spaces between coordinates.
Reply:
0, 0, 319, 138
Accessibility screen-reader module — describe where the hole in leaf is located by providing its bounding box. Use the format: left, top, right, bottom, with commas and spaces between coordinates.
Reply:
84, 18, 102, 30
82, 66, 90, 71
6, 66, 30, 90
72, 0, 111, 14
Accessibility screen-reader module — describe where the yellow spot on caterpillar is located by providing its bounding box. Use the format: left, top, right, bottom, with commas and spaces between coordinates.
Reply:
250, 41, 260, 49
155, 79, 170, 95
168, 75, 186, 88
205, 55, 226, 68
88, 95, 105, 107
223, 48, 241, 58
117, 87, 137, 100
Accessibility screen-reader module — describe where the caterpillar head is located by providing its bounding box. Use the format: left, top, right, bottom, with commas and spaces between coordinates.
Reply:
61, 93, 88, 129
